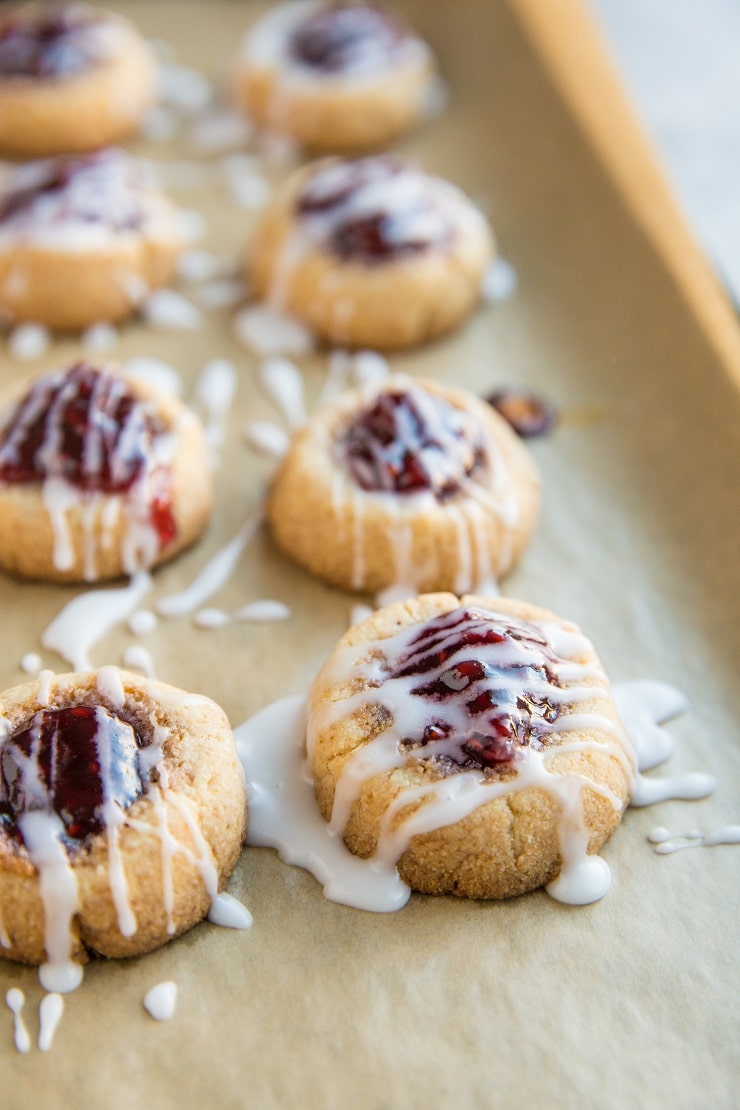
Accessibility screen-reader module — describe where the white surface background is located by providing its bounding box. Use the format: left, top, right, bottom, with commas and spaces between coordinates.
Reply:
590, 0, 740, 303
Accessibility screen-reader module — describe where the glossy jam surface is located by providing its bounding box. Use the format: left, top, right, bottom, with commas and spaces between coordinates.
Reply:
297, 157, 450, 263
0, 363, 162, 494
343, 388, 485, 499
289, 3, 406, 74
0, 705, 145, 849
486, 389, 557, 439
0, 150, 144, 232
0, 7, 107, 80
389, 607, 561, 772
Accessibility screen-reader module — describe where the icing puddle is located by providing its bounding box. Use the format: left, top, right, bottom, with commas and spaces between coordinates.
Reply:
237, 680, 729, 913
237, 696, 409, 912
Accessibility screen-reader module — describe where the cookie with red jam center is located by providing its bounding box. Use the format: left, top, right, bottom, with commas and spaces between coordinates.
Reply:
0, 361, 211, 582
0, 669, 246, 976
267, 376, 539, 598
249, 157, 493, 350
0, 148, 183, 330
308, 594, 633, 899
233, 1, 436, 153
0, 4, 156, 156
0, 5, 111, 80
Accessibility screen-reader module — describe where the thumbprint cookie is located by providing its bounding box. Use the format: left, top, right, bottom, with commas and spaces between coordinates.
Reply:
0, 148, 183, 331
0, 668, 246, 990
308, 594, 634, 901
0, 2, 156, 156
267, 376, 539, 599
0, 360, 212, 582
248, 155, 493, 349
233, 0, 436, 154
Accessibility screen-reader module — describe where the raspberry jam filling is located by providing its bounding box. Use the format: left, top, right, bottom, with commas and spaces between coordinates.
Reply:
0, 7, 107, 80
343, 388, 485, 499
0, 705, 146, 850
289, 3, 406, 74
389, 607, 561, 772
296, 158, 451, 263
0, 362, 176, 548
0, 149, 144, 232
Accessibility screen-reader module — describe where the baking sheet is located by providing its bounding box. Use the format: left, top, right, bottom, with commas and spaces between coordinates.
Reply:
0, 1, 739, 1106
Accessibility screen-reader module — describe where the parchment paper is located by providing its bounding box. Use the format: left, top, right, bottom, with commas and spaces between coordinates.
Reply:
0, 3, 738, 1107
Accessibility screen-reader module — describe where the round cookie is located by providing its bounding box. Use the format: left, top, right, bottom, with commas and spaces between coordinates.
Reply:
0, 148, 183, 330
307, 593, 634, 900
0, 667, 247, 988
267, 375, 540, 598
0, 3, 156, 156
248, 155, 493, 350
233, 0, 436, 154
0, 359, 212, 582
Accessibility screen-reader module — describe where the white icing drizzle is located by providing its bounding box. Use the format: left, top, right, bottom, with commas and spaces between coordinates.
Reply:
5, 989, 31, 1054
481, 258, 518, 304
143, 981, 178, 1022
258, 357, 306, 428
123, 357, 183, 397
240, 599, 291, 622
42, 571, 151, 670
21, 652, 43, 676
167, 793, 220, 903
177, 248, 224, 284
192, 608, 230, 630
613, 682, 717, 805
121, 645, 155, 678
128, 608, 158, 636
0, 150, 180, 253
233, 304, 315, 357
98, 701, 135, 936
158, 61, 213, 112
187, 109, 252, 154
194, 599, 291, 629
20, 810, 83, 994
647, 825, 740, 855
37, 669, 54, 706
81, 323, 119, 352
139, 104, 180, 143
156, 511, 262, 618
243, 420, 290, 460
350, 350, 392, 388
194, 278, 245, 310
142, 289, 202, 330
422, 75, 449, 120
208, 892, 253, 929
8, 323, 51, 362
350, 604, 374, 627
96, 664, 125, 708
177, 208, 206, 245
38, 993, 64, 1052
236, 696, 410, 912
191, 359, 237, 466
